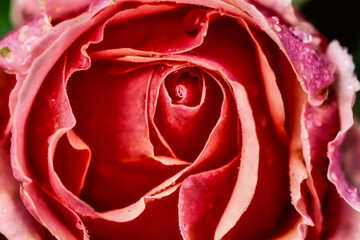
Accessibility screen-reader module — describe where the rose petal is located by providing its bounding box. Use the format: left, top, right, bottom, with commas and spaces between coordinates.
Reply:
11, 0, 109, 27
67, 63, 187, 211
0, 149, 44, 239
0, 70, 15, 142
0, 14, 51, 73
222, 81, 295, 239
154, 67, 223, 161
241, 18, 287, 143
53, 130, 91, 196
266, 18, 335, 106
251, 0, 297, 23
247, 24, 322, 239
179, 158, 239, 239
327, 122, 360, 212
327, 40, 360, 212
214, 81, 260, 239
322, 187, 360, 239
88, 4, 211, 57
82, 190, 182, 239
20, 183, 88, 239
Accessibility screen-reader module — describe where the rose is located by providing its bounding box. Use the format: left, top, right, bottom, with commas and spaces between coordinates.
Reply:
1, 0, 360, 239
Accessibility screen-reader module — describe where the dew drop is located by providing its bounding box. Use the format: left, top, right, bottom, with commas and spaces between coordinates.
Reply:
49, 98, 57, 109
270, 16, 280, 25
76, 220, 83, 230
290, 25, 312, 43
330, 172, 338, 181
346, 187, 357, 195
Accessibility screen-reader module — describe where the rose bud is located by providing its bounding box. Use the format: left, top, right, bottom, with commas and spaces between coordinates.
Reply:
0, 0, 359, 239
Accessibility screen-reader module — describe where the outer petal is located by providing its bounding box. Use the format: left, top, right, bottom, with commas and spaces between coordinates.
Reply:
0, 14, 51, 73
10, 0, 42, 27
11, 0, 107, 27
0, 149, 43, 239
327, 41, 360, 212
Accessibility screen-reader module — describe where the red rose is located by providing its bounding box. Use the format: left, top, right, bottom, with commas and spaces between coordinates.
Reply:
1, 0, 360, 239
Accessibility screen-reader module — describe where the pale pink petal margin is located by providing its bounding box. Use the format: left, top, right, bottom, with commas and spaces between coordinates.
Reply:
327, 40, 360, 212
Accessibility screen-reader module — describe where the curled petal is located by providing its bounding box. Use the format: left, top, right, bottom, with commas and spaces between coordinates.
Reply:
214, 81, 259, 239
327, 40, 360, 212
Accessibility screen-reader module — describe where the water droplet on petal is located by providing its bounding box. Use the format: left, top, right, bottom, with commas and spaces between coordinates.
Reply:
76, 220, 83, 230
270, 16, 280, 25
49, 98, 57, 109
290, 25, 312, 43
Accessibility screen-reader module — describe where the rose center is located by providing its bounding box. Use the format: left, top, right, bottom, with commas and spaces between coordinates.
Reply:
165, 71, 202, 107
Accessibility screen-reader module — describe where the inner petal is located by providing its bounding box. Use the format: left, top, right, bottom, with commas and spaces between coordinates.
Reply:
165, 70, 203, 107
66, 61, 186, 211
154, 67, 223, 162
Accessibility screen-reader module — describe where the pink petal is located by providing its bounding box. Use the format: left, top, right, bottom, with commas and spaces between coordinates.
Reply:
0, 14, 51, 73
10, 0, 42, 27
20, 183, 88, 239
265, 17, 335, 106
299, 100, 340, 238
327, 41, 360, 212
327, 122, 360, 212
322, 188, 360, 239
10, 0, 115, 184
11, 0, 110, 27
250, 0, 304, 26
0, 149, 44, 239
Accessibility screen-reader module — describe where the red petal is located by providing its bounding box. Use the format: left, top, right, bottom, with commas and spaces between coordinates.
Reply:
89, 5, 210, 56
20, 183, 88, 239
154, 67, 223, 161
179, 159, 239, 239
53, 130, 91, 196
82, 190, 182, 239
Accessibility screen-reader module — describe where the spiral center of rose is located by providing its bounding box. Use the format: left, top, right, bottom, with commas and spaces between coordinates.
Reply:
166, 71, 202, 107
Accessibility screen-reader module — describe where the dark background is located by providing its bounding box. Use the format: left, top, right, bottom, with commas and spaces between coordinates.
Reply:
1, 0, 360, 115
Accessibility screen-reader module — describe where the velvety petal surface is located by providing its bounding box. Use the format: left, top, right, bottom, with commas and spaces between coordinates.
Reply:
67, 61, 187, 211
154, 67, 223, 161
82, 190, 183, 240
